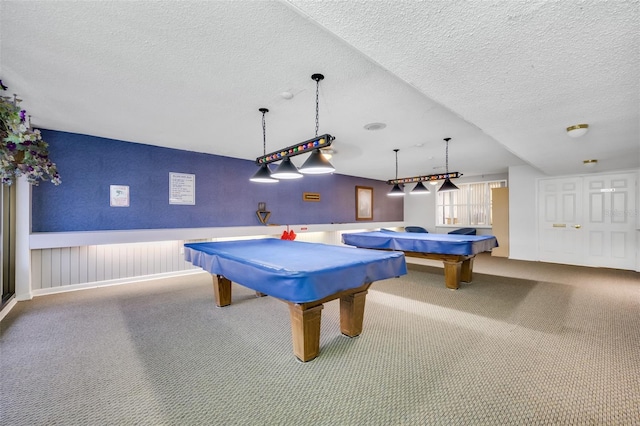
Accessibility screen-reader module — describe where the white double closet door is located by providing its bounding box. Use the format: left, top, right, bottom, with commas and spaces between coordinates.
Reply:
538, 172, 637, 270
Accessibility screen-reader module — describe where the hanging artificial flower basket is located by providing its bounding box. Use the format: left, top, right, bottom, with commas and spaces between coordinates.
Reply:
0, 79, 61, 186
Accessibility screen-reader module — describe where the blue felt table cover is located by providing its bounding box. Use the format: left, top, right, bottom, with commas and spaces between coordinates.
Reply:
184, 239, 407, 303
341, 230, 498, 256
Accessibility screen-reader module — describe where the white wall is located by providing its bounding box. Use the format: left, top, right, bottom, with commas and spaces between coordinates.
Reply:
403, 185, 435, 231
636, 168, 640, 272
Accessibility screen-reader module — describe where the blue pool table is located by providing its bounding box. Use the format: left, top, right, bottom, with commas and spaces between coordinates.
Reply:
184, 238, 407, 361
342, 230, 498, 290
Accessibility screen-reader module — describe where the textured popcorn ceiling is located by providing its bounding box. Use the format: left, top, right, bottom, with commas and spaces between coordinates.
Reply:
1, 0, 638, 180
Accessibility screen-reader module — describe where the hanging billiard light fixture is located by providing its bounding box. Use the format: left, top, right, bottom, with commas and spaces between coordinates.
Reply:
299, 74, 335, 174
438, 137, 460, 192
386, 141, 462, 191
255, 74, 335, 180
388, 149, 405, 197
250, 108, 279, 183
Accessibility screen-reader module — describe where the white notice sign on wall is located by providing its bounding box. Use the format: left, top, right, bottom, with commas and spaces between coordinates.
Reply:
169, 172, 196, 205
110, 185, 130, 207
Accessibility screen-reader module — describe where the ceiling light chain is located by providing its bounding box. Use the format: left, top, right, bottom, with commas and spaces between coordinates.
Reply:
438, 137, 460, 192
314, 74, 321, 137
261, 108, 268, 156
297, 74, 335, 175
249, 108, 279, 183
394, 148, 399, 180
444, 137, 450, 174
388, 149, 404, 197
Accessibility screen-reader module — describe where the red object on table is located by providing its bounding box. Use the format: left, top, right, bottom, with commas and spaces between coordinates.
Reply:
281, 229, 296, 240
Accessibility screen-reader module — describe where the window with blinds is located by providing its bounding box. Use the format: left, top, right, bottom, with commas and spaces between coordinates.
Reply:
436, 180, 506, 226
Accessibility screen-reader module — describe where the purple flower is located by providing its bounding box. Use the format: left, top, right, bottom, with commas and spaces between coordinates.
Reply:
20, 110, 26, 122
6, 142, 16, 151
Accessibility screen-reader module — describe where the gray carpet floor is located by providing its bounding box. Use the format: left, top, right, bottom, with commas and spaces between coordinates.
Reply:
1, 253, 639, 425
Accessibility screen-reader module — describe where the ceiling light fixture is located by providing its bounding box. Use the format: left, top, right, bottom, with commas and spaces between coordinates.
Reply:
271, 156, 303, 179
438, 138, 460, 192
583, 159, 598, 168
388, 149, 405, 197
566, 123, 589, 138
387, 138, 462, 191
299, 74, 335, 175
250, 108, 279, 183
411, 181, 430, 195
256, 74, 335, 179
364, 122, 387, 131
388, 171, 463, 186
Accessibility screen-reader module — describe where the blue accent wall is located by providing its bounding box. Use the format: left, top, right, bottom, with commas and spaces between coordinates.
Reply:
31, 130, 403, 232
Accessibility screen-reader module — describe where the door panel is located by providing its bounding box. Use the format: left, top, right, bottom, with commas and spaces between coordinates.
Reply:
611, 232, 626, 258
588, 191, 604, 223
538, 177, 584, 265
538, 172, 637, 269
584, 173, 636, 269
587, 231, 604, 256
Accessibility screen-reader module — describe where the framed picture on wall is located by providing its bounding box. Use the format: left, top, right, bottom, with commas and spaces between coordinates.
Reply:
355, 186, 373, 221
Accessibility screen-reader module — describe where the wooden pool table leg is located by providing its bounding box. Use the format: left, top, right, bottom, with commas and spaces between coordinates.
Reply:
286, 283, 371, 362
339, 288, 369, 337
212, 274, 232, 307
442, 261, 462, 290
288, 304, 324, 362
461, 256, 475, 283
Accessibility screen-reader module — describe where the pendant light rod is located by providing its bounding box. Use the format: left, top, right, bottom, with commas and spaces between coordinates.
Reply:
300, 73, 335, 174
444, 137, 451, 173
388, 149, 405, 197
438, 137, 460, 192
394, 148, 399, 179
312, 73, 323, 137
260, 108, 269, 155
312, 74, 334, 161
250, 107, 279, 183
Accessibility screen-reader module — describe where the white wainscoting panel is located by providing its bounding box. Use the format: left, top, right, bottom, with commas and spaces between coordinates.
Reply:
31, 240, 206, 292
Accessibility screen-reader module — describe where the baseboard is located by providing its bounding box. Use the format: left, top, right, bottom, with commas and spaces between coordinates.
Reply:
0, 296, 18, 322
31, 269, 206, 298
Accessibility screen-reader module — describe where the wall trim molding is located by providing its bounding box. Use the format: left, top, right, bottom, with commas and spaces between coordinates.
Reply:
30, 222, 405, 249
